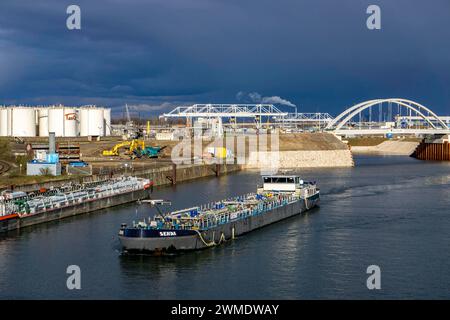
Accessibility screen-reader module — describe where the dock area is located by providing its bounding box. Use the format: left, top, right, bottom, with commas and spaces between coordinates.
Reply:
412, 135, 450, 161
0, 132, 353, 192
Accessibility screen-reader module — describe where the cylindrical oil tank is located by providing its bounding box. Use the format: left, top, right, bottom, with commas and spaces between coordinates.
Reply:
10, 107, 36, 137
0, 107, 9, 136
6, 108, 12, 136
63, 108, 79, 137
103, 108, 111, 136
79, 107, 105, 136
38, 108, 49, 137
48, 107, 65, 137
34, 107, 39, 126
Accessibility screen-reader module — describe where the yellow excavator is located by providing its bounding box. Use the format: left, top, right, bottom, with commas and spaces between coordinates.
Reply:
102, 140, 145, 157
102, 140, 166, 159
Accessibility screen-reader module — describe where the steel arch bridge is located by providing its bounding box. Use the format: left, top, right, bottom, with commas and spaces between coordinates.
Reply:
326, 98, 449, 135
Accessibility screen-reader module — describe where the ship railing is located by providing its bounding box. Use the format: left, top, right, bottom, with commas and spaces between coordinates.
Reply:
3, 177, 146, 215
156, 193, 298, 230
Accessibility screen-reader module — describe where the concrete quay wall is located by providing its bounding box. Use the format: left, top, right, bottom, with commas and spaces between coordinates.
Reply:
3, 163, 242, 193
135, 163, 242, 186
246, 149, 354, 169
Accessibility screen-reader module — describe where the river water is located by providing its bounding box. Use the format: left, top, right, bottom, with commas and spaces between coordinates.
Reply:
1, 155, 450, 299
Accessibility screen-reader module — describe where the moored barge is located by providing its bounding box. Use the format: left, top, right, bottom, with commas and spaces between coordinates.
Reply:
118, 175, 320, 253
0, 176, 152, 233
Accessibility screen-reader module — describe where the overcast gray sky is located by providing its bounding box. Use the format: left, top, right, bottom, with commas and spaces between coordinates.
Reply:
0, 0, 449, 116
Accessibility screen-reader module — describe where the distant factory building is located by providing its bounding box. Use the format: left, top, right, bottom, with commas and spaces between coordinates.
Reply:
395, 115, 450, 128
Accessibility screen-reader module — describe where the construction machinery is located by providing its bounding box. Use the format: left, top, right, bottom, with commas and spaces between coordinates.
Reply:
131, 145, 166, 159
102, 140, 165, 159
102, 140, 144, 157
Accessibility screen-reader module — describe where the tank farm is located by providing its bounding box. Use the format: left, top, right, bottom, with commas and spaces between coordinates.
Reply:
0, 105, 111, 137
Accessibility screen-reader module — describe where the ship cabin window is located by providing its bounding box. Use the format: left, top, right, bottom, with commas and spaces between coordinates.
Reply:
263, 177, 296, 184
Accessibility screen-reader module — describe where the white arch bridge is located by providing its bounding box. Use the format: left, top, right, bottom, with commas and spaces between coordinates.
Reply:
326, 98, 450, 136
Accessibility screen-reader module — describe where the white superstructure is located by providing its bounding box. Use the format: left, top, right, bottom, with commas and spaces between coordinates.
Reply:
262, 175, 303, 192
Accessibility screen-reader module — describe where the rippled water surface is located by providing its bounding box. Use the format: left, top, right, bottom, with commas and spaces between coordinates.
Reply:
1, 155, 450, 299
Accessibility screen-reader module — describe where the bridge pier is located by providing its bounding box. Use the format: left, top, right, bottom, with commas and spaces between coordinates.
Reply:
412, 135, 450, 161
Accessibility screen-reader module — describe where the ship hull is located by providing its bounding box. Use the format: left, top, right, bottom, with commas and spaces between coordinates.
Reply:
119, 193, 320, 253
0, 189, 150, 233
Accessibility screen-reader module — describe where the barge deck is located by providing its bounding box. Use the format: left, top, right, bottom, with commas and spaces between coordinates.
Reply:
0, 176, 152, 233
119, 175, 320, 253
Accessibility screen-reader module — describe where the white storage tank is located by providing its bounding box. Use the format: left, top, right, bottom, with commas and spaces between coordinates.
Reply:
104, 108, 111, 136
34, 107, 39, 126
63, 108, 79, 137
0, 107, 10, 136
10, 107, 36, 137
48, 107, 65, 137
38, 108, 49, 137
39, 106, 79, 137
79, 107, 105, 136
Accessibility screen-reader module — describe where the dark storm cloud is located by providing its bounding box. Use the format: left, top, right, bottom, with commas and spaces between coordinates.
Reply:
0, 0, 450, 116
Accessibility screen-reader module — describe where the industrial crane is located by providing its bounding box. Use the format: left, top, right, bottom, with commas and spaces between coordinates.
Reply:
124, 104, 143, 139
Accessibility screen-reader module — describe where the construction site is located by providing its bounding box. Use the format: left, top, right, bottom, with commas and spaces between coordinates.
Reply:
0, 103, 355, 191
1, 99, 449, 191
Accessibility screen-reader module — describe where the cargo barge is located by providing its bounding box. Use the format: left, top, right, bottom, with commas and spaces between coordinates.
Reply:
0, 176, 152, 233
118, 175, 320, 253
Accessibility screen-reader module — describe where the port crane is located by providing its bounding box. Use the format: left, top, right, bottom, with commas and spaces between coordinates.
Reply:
124, 104, 143, 139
